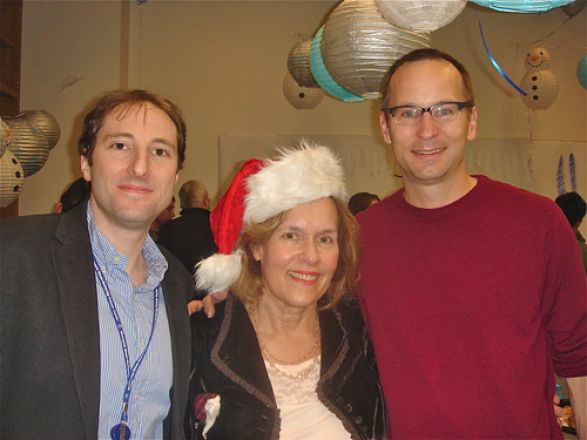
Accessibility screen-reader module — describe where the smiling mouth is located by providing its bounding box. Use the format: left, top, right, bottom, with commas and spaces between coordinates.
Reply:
288, 271, 318, 281
413, 147, 446, 156
119, 184, 152, 194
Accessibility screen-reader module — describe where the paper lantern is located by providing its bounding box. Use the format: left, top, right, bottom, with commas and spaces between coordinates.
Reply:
309, 26, 365, 102
520, 70, 559, 109
321, 0, 431, 100
375, 0, 467, 33
283, 71, 324, 109
471, 0, 573, 12
5, 117, 50, 177
287, 39, 319, 88
578, 54, 587, 89
525, 47, 552, 71
0, 150, 24, 207
22, 110, 60, 149
0, 117, 9, 158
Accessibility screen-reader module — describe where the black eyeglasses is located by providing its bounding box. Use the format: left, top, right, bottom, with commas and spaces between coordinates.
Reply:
385, 101, 473, 126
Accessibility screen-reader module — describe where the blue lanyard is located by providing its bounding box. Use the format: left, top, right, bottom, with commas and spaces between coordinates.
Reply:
93, 257, 160, 438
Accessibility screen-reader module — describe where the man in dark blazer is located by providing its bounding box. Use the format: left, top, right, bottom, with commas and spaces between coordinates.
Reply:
158, 180, 217, 281
0, 90, 193, 439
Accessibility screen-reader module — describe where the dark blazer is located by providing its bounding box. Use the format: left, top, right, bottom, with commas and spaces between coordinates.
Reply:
158, 208, 217, 276
0, 203, 193, 440
187, 294, 388, 440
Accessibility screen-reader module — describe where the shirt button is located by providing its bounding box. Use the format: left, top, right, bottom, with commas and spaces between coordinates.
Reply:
114, 256, 120, 263
139, 340, 145, 348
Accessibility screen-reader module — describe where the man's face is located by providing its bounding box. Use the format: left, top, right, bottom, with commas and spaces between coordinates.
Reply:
379, 59, 477, 189
81, 103, 179, 235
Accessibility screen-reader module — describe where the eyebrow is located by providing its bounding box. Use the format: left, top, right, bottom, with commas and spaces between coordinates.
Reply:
104, 132, 176, 149
283, 225, 338, 234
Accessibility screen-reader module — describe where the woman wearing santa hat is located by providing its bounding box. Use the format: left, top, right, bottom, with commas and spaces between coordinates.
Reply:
187, 142, 387, 440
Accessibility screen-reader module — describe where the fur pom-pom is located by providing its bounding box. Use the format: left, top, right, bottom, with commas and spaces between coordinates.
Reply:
195, 251, 242, 293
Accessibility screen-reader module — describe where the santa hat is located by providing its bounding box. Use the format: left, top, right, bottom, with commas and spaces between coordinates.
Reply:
195, 142, 347, 293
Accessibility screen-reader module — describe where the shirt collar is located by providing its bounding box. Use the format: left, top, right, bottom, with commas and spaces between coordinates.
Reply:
87, 203, 168, 288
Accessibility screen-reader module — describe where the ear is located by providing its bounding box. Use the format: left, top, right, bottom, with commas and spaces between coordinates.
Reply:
379, 111, 392, 144
251, 244, 263, 262
80, 155, 91, 182
466, 106, 478, 142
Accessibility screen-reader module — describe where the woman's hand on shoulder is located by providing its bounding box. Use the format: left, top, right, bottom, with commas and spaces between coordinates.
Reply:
187, 290, 229, 317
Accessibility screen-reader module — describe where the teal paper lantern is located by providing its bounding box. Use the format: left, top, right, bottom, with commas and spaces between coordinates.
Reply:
578, 54, 587, 90
471, 0, 573, 12
309, 26, 364, 102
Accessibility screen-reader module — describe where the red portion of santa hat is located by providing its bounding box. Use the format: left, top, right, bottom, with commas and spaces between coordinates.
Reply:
210, 158, 265, 255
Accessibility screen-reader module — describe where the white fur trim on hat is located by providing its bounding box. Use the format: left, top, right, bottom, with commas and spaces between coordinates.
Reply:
195, 251, 243, 293
244, 143, 347, 224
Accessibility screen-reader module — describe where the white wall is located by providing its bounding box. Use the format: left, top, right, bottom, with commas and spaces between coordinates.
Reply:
18, 0, 586, 217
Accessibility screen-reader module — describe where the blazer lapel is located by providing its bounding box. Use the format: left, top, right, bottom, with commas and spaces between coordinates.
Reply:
211, 295, 275, 407
51, 203, 100, 438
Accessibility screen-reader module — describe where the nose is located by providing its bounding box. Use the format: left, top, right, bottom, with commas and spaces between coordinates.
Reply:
129, 148, 149, 177
416, 111, 439, 139
300, 239, 319, 264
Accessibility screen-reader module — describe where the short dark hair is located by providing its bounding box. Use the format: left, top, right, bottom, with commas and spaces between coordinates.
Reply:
380, 48, 475, 111
555, 192, 586, 227
77, 89, 187, 169
59, 177, 90, 212
348, 192, 380, 216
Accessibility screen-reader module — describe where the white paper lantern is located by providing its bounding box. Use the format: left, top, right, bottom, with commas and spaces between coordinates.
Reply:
287, 39, 319, 88
525, 47, 552, 71
283, 71, 324, 109
0, 150, 24, 207
5, 117, 50, 177
0, 117, 9, 158
22, 110, 60, 149
520, 70, 559, 109
321, 0, 431, 100
375, 0, 467, 33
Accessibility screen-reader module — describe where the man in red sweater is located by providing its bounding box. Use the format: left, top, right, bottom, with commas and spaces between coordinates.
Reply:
358, 48, 586, 439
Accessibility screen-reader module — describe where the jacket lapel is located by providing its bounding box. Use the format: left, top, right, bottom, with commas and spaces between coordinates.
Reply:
211, 295, 275, 407
51, 203, 101, 438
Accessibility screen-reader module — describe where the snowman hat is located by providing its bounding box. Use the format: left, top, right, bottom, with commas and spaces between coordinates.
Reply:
195, 141, 347, 293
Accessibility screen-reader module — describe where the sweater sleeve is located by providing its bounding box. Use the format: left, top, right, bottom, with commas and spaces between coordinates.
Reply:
541, 206, 587, 378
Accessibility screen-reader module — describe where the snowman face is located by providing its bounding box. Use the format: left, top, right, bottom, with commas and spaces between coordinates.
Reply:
525, 47, 551, 71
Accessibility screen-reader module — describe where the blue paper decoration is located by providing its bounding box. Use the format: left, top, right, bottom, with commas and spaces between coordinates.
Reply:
479, 20, 527, 96
578, 54, 587, 90
309, 27, 364, 103
471, 0, 573, 13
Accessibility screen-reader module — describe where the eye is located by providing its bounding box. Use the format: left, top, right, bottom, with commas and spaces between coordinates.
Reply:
112, 142, 127, 150
318, 234, 336, 245
397, 107, 420, 119
282, 231, 298, 240
153, 147, 170, 157
434, 104, 457, 118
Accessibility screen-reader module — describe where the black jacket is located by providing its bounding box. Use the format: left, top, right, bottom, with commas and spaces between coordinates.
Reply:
158, 208, 217, 277
187, 294, 388, 439
0, 202, 193, 440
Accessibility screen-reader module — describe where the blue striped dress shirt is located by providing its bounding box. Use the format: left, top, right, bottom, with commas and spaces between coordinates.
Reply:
87, 205, 173, 439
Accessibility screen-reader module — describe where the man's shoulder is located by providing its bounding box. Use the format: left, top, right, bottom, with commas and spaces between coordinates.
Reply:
0, 213, 61, 246
477, 176, 558, 214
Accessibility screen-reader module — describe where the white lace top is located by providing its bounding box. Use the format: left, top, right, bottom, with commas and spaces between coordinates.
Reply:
264, 355, 352, 440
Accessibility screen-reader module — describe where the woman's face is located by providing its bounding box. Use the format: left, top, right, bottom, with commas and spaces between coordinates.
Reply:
252, 198, 339, 310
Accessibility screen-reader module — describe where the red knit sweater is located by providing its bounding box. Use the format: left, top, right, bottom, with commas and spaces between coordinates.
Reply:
358, 176, 587, 439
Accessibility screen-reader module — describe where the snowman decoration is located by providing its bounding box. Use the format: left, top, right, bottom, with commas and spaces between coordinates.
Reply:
520, 47, 559, 110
